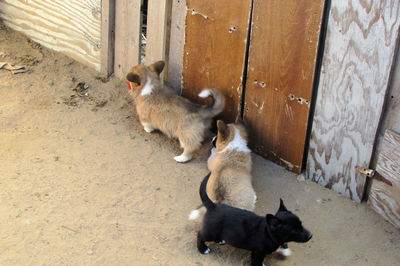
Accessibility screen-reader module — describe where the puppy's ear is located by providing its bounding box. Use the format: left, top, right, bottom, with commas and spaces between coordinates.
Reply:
217, 120, 228, 140
150, 60, 165, 76
278, 198, 288, 212
126, 72, 141, 85
266, 214, 281, 230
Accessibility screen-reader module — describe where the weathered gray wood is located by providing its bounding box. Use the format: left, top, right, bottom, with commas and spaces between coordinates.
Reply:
167, 0, 186, 93
114, 0, 141, 79
306, 1, 400, 202
368, 130, 400, 228
145, 0, 169, 65
100, 0, 115, 76
0, 0, 102, 71
372, 45, 400, 166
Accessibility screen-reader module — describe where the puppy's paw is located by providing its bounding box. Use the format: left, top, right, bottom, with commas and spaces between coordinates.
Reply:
202, 248, 211, 254
189, 209, 200, 220
218, 240, 226, 245
141, 122, 154, 133
143, 126, 154, 133
276, 247, 292, 257
174, 155, 191, 163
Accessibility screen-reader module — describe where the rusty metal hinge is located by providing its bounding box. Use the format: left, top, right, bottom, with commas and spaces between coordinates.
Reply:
355, 166, 392, 186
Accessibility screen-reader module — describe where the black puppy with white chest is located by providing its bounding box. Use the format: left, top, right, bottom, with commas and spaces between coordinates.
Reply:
197, 173, 312, 266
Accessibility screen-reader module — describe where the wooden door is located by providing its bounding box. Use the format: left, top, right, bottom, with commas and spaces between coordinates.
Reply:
368, 130, 400, 228
243, 0, 326, 173
306, 1, 400, 202
181, 0, 253, 122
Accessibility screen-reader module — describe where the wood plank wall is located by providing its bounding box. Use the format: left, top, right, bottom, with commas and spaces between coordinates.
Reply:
182, 0, 253, 122
168, 0, 186, 93
145, 0, 170, 65
243, 0, 325, 173
368, 130, 400, 228
113, 0, 141, 79
0, 0, 102, 71
306, 1, 400, 202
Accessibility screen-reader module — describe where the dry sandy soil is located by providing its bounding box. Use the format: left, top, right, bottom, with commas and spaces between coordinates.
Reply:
1, 23, 399, 266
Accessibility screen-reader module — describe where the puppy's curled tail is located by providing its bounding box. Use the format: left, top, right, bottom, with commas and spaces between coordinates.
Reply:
198, 89, 225, 118
200, 172, 215, 210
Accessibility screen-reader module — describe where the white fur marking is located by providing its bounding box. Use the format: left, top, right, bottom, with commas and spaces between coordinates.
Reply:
218, 240, 226, 245
219, 128, 251, 153
276, 247, 292, 257
140, 77, 153, 96
198, 89, 211, 98
188, 209, 200, 220
174, 154, 190, 163
208, 147, 216, 162
142, 122, 154, 133
203, 248, 210, 254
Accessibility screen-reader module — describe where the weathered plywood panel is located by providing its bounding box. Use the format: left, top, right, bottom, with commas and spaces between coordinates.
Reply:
373, 45, 400, 166
114, 0, 141, 79
306, 1, 400, 202
0, 0, 101, 71
182, 0, 252, 122
368, 130, 400, 228
243, 0, 325, 173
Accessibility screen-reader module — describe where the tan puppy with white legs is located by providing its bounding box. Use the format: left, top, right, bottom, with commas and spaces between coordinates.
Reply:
189, 119, 256, 219
126, 61, 225, 163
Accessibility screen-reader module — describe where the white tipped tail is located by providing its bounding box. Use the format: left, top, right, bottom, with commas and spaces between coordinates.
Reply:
198, 89, 212, 98
188, 209, 200, 220
198, 88, 225, 119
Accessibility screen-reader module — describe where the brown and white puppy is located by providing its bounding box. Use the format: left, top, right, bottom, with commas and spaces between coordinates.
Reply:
126, 61, 225, 163
189, 119, 256, 218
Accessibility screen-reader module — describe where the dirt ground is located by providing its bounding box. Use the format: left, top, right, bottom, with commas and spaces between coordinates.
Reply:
1, 23, 399, 266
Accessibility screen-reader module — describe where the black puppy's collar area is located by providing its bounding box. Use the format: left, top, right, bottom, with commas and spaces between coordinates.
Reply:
266, 219, 284, 247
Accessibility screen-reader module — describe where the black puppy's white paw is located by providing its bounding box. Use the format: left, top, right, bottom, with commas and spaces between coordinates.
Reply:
276, 247, 292, 257
218, 240, 226, 245
202, 248, 211, 254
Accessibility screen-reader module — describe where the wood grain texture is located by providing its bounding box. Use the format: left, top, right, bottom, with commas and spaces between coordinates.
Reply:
306, 1, 400, 202
167, 0, 186, 93
243, 0, 325, 173
145, 0, 169, 65
0, 0, 101, 71
372, 46, 400, 167
113, 0, 141, 79
100, 0, 115, 76
182, 0, 252, 122
368, 130, 400, 228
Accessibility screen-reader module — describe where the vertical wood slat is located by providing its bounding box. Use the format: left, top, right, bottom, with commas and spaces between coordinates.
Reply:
100, 0, 115, 76
145, 0, 170, 68
306, 1, 400, 202
0, 0, 102, 71
368, 130, 400, 228
167, 0, 186, 93
243, 0, 325, 173
114, 0, 141, 79
182, 0, 253, 123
